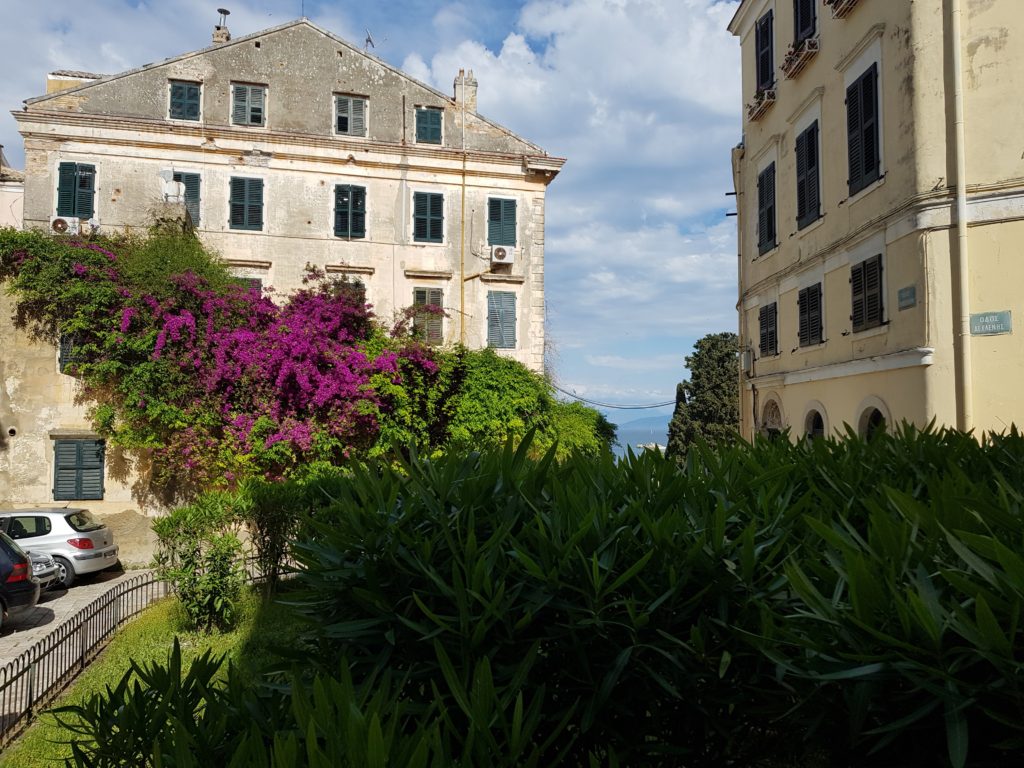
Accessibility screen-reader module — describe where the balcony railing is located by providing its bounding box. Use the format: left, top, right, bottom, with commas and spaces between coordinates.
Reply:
781, 37, 819, 79
746, 88, 776, 121
824, 0, 860, 18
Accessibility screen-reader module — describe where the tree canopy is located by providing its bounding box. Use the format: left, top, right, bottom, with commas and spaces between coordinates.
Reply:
666, 331, 739, 461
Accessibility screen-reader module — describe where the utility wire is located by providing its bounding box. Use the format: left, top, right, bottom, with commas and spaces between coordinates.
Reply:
551, 383, 676, 410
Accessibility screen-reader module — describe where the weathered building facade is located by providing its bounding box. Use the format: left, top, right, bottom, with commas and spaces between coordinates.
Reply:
1, 19, 562, 512
729, 0, 1024, 439
0, 147, 23, 229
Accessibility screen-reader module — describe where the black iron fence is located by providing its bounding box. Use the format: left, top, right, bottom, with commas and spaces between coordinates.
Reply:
0, 571, 169, 748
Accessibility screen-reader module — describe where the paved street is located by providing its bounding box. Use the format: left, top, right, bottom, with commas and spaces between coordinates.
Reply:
0, 568, 150, 661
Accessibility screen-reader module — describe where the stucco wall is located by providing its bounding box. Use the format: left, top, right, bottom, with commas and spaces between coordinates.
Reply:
0, 183, 22, 229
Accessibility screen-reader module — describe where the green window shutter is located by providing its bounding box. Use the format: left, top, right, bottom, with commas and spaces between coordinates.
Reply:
416, 108, 442, 144
351, 98, 367, 136
798, 284, 822, 346
755, 11, 774, 91
232, 84, 249, 125
796, 122, 819, 229
337, 96, 367, 136
488, 199, 516, 246
56, 162, 77, 216
413, 192, 443, 243
173, 172, 201, 226
413, 287, 443, 344
53, 440, 105, 500
851, 261, 867, 330
847, 65, 879, 196
351, 186, 366, 237
795, 0, 816, 43
759, 302, 777, 356
487, 291, 517, 349
230, 177, 263, 230
864, 254, 883, 327
757, 163, 775, 255
334, 185, 366, 238
169, 81, 200, 120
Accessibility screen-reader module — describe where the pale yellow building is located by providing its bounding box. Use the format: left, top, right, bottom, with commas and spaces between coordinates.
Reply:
729, 0, 1024, 440
0, 147, 23, 229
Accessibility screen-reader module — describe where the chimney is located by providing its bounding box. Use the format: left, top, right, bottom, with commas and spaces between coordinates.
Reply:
453, 68, 478, 114
213, 8, 232, 44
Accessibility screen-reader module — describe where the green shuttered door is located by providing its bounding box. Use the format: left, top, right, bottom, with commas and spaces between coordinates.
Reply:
54, 440, 105, 500
487, 291, 516, 349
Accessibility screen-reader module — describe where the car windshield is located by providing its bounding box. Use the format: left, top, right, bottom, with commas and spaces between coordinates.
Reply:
65, 510, 104, 532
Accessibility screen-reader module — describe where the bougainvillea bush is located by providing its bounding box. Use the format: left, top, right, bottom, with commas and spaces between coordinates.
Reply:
0, 229, 613, 502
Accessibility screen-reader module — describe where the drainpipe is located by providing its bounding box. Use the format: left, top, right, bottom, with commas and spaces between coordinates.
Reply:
459, 75, 467, 345
950, 0, 973, 431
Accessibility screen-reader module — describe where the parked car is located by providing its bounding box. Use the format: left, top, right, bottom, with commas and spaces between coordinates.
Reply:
0, 530, 41, 630
28, 550, 59, 592
0, 509, 119, 588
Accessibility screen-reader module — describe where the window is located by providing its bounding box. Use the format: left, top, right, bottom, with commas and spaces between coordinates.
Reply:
415, 107, 442, 144
53, 439, 105, 501
59, 333, 85, 373
757, 163, 776, 255
796, 121, 820, 229
334, 185, 366, 238
232, 84, 266, 126
173, 172, 201, 226
805, 410, 825, 440
798, 283, 823, 346
413, 192, 444, 243
847, 64, 880, 196
755, 11, 774, 91
794, 0, 816, 44
4, 516, 52, 540
56, 162, 96, 218
237, 276, 263, 293
851, 254, 883, 331
413, 287, 443, 345
229, 177, 264, 231
336, 95, 367, 137
488, 198, 517, 247
860, 407, 886, 440
759, 302, 778, 356
169, 80, 201, 121
487, 291, 517, 349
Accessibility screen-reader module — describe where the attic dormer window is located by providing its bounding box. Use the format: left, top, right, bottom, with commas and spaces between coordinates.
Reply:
336, 95, 367, 137
415, 107, 442, 145
232, 83, 266, 127
169, 80, 201, 121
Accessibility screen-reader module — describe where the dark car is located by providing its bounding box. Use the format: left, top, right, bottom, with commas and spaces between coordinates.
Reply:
0, 530, 41, 631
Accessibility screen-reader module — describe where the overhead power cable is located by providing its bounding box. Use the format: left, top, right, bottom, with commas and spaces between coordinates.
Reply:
551, 383, 676, 410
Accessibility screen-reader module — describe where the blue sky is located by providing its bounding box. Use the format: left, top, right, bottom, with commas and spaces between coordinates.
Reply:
0, 0, 742, 433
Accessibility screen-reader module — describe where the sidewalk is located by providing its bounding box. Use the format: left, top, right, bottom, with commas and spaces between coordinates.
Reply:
0, 568, 151, 661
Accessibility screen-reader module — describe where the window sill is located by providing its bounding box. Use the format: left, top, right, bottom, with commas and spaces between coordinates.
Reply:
796, 214, 824, 236
793, 340, 827, 356
851, 322, 888, 339
754, 243, 779, 261
228, 227, 265, 233
843, 173, 885, 207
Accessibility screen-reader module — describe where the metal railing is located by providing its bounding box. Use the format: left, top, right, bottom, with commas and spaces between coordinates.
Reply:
0, 571, 169, 748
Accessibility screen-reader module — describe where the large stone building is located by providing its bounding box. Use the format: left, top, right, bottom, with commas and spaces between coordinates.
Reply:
1, 18, 562, 513
728, 0, 1024, 440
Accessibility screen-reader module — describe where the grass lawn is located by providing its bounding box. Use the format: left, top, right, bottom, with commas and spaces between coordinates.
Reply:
0, 586, 300, 768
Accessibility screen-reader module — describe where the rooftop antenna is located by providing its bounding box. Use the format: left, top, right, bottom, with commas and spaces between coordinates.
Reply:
217, 7, 230, 26
364, 29, 375, 51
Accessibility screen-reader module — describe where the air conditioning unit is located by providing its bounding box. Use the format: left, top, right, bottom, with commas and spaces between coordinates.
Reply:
490, 245, 515, 265
50, 216, 80, 235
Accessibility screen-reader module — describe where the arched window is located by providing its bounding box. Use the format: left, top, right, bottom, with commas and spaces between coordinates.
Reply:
860, 407, 886, 440
805, 410, 825, 440
762, 400, 783, 438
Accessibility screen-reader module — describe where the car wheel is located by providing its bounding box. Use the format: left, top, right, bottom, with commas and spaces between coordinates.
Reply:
54, 556, 75, 589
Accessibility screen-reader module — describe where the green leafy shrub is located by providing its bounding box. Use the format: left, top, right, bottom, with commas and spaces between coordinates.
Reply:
152, 493, 245, 632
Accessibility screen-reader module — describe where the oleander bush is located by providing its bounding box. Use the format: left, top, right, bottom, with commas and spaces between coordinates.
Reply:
62, 425, 1024, 766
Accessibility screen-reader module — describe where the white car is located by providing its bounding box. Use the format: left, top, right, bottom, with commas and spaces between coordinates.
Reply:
0, 509, 119, 588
